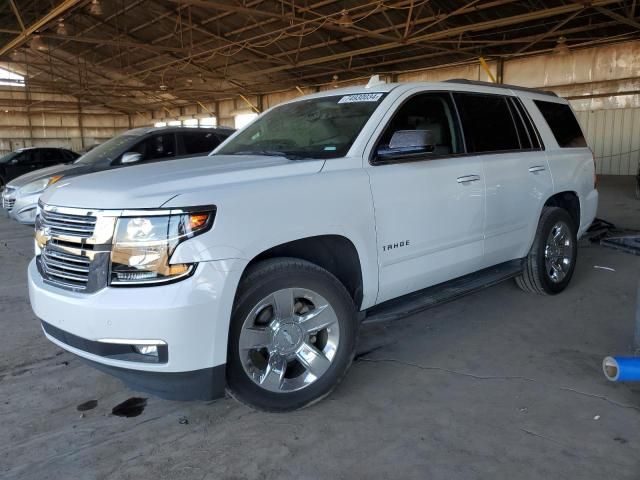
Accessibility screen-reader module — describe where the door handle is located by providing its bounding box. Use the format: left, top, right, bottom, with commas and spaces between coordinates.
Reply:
457, 175, 481, 184
528, 165, 546, 173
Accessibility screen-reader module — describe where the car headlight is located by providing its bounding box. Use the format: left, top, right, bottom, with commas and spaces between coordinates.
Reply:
17, 175, 64, 196
18, 178, 51, 195
110, 208, 215, 286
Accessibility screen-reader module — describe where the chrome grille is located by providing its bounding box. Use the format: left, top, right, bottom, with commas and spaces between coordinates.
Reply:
2, 197, 15, 210
40, 209, 97, 239
40, 247, 91, 290
2, 187, 16, 210
36, 204, 112, 292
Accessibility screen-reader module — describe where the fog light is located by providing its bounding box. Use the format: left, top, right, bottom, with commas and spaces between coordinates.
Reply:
134, 345, 158, 356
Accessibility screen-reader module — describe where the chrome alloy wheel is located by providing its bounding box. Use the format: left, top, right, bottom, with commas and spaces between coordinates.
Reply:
239, 288, 340, 393
544, 221, 574, 283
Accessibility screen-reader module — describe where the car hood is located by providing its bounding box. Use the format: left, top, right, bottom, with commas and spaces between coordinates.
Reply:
7, 163, 86, 188
40, 154, 326, 209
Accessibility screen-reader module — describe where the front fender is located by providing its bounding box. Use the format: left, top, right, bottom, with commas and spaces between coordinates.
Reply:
168, 168, 380, 310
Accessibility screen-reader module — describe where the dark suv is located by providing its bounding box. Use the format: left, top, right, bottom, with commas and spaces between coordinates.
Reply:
0, 147, 78, 189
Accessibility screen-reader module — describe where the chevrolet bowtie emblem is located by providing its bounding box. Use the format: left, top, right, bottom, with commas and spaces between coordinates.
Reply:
35, 226, 51, 249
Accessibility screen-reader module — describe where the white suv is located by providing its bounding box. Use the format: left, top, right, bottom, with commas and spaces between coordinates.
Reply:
28, 80, 598, 411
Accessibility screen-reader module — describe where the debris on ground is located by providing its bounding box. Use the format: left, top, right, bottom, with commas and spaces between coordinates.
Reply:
586, 218, 640, 255
593, 266, 616, 272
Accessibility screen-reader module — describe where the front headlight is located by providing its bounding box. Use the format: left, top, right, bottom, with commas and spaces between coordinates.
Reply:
18, 178, 51, 195
110, 208, 215, 286
18, 175, 64, 196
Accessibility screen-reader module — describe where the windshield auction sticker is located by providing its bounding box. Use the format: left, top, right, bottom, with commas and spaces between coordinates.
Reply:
338, 93, 384, 103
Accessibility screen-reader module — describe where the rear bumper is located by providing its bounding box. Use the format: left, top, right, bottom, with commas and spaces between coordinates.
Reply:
578, 188, 598, 238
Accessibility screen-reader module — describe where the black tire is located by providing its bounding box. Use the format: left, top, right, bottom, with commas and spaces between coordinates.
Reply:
515, 207, 578, 295
0, 175, 5, 193
227, 258, 357, 412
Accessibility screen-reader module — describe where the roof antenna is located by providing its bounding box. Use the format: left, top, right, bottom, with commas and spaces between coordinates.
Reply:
365, 75, 385, 89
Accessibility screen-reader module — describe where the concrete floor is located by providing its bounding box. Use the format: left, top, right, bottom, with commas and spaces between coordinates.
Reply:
1, 176, 640, 480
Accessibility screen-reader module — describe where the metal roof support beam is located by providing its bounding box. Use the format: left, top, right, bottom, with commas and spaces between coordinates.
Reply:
9, 0, 25, 31
0, 0, 84, 57
593, 5, 640, 29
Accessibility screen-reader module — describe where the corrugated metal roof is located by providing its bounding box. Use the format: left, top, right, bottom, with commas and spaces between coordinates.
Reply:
0, 0, 638, 113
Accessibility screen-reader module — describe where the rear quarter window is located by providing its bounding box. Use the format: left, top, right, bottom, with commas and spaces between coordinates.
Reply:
533, 100, 587, 148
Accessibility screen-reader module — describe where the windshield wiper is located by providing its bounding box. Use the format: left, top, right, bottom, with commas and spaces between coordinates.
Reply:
227, 150, 309, 160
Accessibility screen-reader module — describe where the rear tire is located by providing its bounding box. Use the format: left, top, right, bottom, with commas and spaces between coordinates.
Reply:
227, 258, 357, 412
515, 207, 577, 295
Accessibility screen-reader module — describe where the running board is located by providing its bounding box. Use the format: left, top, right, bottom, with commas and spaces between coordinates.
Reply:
363, 259, 524, 325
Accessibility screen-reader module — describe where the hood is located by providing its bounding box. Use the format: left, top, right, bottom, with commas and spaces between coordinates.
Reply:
7, 163, 86, 188
40, 154, 325, 209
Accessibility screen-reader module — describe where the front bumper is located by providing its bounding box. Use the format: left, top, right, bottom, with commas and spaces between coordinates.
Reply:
8, 192, 39, 224
28, 257, 248, 400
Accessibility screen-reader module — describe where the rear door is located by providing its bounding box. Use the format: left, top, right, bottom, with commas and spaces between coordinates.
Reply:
453, 92, 553, 266
366, 91, 486, 304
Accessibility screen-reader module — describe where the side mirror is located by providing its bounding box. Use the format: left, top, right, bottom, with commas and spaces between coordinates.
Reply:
377, 130, 436, 161
121, 152, 142, 164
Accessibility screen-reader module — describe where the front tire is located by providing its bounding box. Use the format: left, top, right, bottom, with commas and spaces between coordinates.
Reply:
227, 258, 357, 412
516, 207, 578, 295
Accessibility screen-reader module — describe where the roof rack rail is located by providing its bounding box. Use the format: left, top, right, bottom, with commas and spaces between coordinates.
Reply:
443, 79, 558, 97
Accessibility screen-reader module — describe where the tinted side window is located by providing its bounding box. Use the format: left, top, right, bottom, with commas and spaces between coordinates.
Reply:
453, 93, 520, 153
41, 149, 63, 164
533, 100, 586, 148
181, 131, 222, 155
506, 99, 531, 149
513, 99, 542, 149
14, 151, 32, 164
376, 92, 462, 159
65, 150, 79, 160
131, 134, 176, 161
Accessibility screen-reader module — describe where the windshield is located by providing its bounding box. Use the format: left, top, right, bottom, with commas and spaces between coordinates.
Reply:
216, 93, 386, 159
74, 134, 138, 165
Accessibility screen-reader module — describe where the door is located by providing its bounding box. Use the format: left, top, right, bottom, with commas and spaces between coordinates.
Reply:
6, 149, 38, 180
367, 92, 486, 304
453, 93, 553, 266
